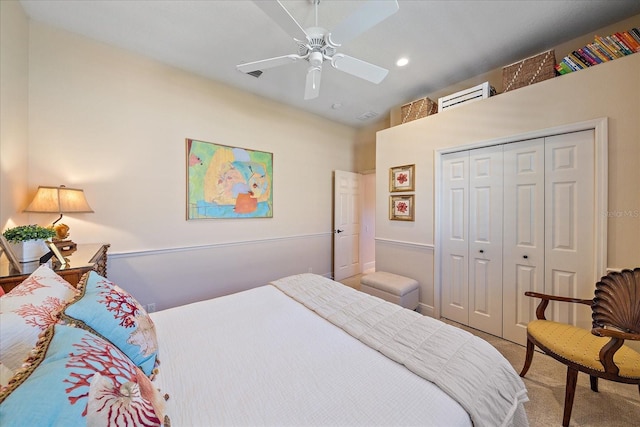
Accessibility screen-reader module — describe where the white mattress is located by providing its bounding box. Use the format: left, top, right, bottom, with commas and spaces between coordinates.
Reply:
272, 274, 529, 427
150, 285, 472, 426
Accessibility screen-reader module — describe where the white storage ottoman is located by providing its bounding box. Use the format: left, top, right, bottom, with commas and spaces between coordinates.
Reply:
360, 271, 419, 310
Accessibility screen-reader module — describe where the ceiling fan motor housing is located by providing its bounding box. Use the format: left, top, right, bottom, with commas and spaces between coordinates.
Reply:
297, 27, 336, 59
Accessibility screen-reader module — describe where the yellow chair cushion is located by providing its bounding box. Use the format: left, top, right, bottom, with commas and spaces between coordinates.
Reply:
528, 320, 640, 379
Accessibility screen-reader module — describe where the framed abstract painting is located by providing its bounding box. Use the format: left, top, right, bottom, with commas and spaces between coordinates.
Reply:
186, 139, 273, 219
389, 164, 415, 192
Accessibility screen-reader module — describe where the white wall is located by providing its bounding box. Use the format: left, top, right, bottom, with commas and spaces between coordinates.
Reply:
2, 7, 360, 310
360, 172, 376, 273
0, 1, 29, 231
376, 52, 640, 317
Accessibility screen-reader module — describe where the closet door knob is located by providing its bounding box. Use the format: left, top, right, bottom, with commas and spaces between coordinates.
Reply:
523, 255, 528, 259
479, 250, 484, 254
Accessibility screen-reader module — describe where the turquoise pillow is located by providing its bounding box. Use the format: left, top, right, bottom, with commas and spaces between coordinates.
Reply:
0, 325, 166, 426
61, 271, 159, 376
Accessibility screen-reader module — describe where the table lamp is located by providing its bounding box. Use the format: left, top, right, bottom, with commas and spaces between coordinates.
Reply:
24, 185, 94, 251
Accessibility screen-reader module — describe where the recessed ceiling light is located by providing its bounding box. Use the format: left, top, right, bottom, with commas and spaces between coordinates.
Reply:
396, 57, 409, 67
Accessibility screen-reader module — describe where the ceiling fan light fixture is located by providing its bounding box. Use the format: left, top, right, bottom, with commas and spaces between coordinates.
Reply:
309, 51, 324, 67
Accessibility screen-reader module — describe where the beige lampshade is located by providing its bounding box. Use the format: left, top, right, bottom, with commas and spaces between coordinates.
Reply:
24, 185, 94, 214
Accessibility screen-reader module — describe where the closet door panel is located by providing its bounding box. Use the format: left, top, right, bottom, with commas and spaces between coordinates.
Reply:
441, 151, 469, 325
503, 139, 545, 345
468, 146, 503, 336
545, 130, 595, 330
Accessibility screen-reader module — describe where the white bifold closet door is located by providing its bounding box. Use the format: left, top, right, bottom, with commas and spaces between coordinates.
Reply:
502, 131, 595, 343
441, 150, 470, 325
502, 139, 545, 343
441, 145, 504, 336
442, 130, 595, 344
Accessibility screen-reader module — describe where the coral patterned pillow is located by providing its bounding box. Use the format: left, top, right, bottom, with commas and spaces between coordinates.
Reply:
87, 371, 167, 427
0, 324, 168, 427
62, 271, 159, 377
0, 265, 76, 371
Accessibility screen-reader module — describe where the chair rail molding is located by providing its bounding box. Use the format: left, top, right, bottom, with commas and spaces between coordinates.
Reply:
374, 237, 434, 250
108, 232, 332, 259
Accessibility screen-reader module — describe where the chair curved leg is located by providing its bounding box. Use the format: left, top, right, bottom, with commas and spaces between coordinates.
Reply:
520, 337, 535, 377
563, 367, 579, 427
590, 375, 598, 392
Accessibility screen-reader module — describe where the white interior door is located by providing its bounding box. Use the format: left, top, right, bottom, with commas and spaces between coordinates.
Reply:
545, 130, 595, 330
503, 139, 545, 345
333, 170, 362, 281
441, 151, 469, 325
468, 146, 503, 336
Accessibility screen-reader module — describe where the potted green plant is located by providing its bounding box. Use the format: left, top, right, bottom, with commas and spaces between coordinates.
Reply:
2, 224, 56, 263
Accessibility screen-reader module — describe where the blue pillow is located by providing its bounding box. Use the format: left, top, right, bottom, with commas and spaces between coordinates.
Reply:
61, 271, 159, 376
0, 325, 166, 426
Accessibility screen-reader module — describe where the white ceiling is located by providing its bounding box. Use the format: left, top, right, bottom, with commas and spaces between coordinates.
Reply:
19, 0, 640, 128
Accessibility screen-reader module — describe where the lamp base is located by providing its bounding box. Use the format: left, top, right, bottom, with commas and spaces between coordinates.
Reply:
53, 239, 77, 254
53, 223, 70, 240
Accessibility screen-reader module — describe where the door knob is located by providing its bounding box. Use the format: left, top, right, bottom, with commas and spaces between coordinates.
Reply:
335, 229, 344, 234
479, 249, 484, 253
523, 255, 528, 259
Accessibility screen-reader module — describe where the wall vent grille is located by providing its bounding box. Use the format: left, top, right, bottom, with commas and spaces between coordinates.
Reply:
438, 82, 491, 112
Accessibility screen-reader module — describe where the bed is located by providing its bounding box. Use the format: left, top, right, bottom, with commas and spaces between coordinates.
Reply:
0, 266, 529, 426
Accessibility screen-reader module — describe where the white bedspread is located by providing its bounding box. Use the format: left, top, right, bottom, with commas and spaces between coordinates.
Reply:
151, 283, 473, 426
271, 274, 529, 427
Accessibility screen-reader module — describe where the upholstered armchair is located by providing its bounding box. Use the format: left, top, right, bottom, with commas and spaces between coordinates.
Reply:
519, 268, 640, 426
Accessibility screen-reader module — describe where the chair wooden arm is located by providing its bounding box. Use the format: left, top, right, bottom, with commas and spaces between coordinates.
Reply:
590, 327, 640, 375
523, 291, 593, 320
592, 327, 640, 341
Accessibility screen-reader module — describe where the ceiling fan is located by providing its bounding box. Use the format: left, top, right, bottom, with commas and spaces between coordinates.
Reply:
237, 0, 399, 100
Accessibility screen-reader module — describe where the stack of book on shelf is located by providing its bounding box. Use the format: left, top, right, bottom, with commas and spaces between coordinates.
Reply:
555, 27, 640, 74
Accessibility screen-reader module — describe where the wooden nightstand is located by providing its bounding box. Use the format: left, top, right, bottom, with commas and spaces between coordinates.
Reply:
0, 243, 110, 293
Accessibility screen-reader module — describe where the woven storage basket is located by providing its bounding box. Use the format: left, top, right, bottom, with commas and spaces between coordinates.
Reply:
502, 50, 556, 93
401, 97, 437, 123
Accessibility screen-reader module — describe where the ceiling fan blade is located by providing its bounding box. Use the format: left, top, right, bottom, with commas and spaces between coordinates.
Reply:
304, 66, 322, 100
237, 54, 301, 73
331, 54, 388, 84
253, 0, 308, 42
329, 0, 399, 46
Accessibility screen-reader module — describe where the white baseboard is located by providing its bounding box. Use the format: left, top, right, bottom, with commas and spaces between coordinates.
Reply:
417, 302, 435, 318
362, 262, 375, 274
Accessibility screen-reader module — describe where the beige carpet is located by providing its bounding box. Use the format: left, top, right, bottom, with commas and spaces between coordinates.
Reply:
445, 320, 639, 427
339, 275, 639, 426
